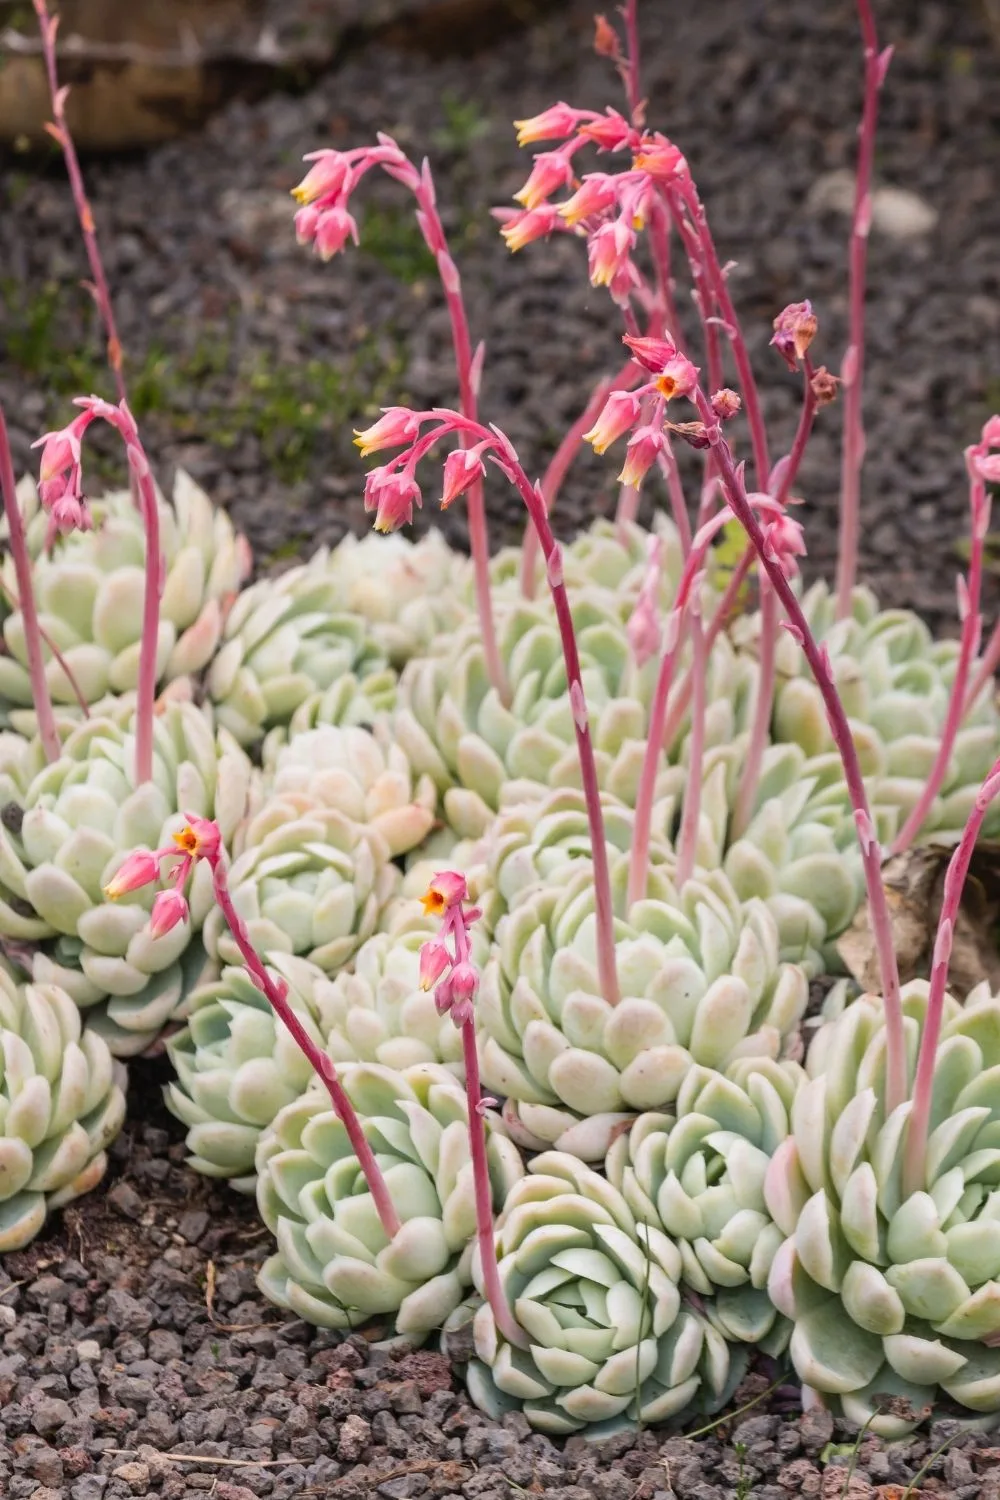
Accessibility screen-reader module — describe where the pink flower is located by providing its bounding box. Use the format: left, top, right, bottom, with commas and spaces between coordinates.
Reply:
293, 204, 321, 245
583, 390, 642, 453
982, 416, 1000, 449
421, 871, 468, 916
514, 151, 576, 210
500, 206, 562, 252
450, 962, 479, 1003
292, 151, 350, 206
313, 206, 359, 260
632, 135, 687, 181
513, 102, 585, 147
622, 335, 678, 373
973, 452, 1000, 485
48, 491, 92, 537
173, 815, 222, 863
353, 408, 422, 457
367, 471, 421, 534
771, 301, 818, 371
558, 174, 618, 226
149, 888, 189, 940
764, 513, 807, 576
579, 111, 633, 152
441, 443, 490, 509
104, 849, 161, 900
587, 218, 635, 288
618, 425, 667, 488
655, 355, 700, 402
419, 938, 451, 992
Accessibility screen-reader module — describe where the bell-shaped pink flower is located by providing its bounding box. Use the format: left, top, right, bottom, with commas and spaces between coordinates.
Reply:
292, 151, 350, 206
174, 815, 222, 863
368, 471, 421, 534
632, 134, 687, 181
419, 938, 451, 993
421, 870, 468, 916
353, 407, 421, 458
583, 390, 642, 454
149, 888, 189, 940
514, 151, 576, 211
441, 443, 489, 509
587, 218, 635, 288
104, 849, 161, 900
655, 355, 700, 402
579, 111, 633, 153
618, 425, 667, 489
500, 206, 562, 252
622, 335, 678, 373
314, 206, 359, 261
513, 102, 584, 146
450, 962, 479, 1003
559, 174, 618, 226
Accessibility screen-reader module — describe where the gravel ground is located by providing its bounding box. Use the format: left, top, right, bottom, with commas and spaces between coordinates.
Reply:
3, 2, 1000, 1494
0, 1064, 999, 1500
1, 0, 998, 630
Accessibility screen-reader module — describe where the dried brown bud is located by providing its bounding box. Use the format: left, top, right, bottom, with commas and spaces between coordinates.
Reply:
593, 13, 621, 58
810, 365, 840, 406
711, 388, 742, 421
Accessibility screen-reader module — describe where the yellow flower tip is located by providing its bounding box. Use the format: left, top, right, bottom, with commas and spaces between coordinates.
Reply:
173, 826, 199, 857
103, 878, 124, 902
418, 976, 433, 992
421, 888, 446, 917
582, 429, 607, 455
290, 185, 311, 205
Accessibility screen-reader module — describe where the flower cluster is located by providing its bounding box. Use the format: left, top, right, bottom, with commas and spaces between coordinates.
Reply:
104, 814, 221, 938
353, 408, 496, 534
32, 410, 94, 548
419, 871, 484, 1030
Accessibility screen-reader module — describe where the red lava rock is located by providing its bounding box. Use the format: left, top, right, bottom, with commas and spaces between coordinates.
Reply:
389, 1351, 454, 1396
59, 1446, 92, 1477
778, 1458, 821, 1495
327, 1367, 356, 1389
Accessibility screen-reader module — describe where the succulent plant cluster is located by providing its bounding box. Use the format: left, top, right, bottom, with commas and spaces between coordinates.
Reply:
5, 0, 1000, 1454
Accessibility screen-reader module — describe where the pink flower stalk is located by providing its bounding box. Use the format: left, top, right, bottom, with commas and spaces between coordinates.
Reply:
354, 408, 621, 1008
902, 753, 1000, 1199
835, 0, 892, 619
675, 590, 707, 887
105, 817, 402, 1239
688, 384, 906, 1114
628, 536, 663, 668
0, 404, 60, 763
292, 139, 507, 706
36, 397, 162, 784
890, 440, 991, 856
33, 0, 127, 403
419, 878, 527, 1349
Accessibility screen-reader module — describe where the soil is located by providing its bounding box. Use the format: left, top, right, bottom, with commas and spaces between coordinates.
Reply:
1, 0, 1000, 1494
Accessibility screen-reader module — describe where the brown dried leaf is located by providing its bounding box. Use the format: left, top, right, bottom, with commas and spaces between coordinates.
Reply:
836, 841, 1000, 998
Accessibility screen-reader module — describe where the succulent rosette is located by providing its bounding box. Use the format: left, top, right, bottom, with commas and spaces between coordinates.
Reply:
765, 980, 1000, 1436
0, 704, 251, 1054
255, 1061, 524, 1335
476, 826, 808, 1159
394, 580, 755, 839
326, 527, 471, 666
606, 1059, 804, 1351
487, 516, 682, 602
0, 962, 126, 1250
466, 1151, 744, 1435
206, 549, 394, 746
164, 952, 341, 1191
734, 583, 1000, 842
0, 471, 248, 727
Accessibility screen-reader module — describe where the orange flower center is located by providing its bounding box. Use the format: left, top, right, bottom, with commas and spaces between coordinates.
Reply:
173, 826, 199, 857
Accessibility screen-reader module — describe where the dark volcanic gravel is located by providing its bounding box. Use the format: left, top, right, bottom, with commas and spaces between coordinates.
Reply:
0, 1066, 999, 1500
1, 0, 998, 631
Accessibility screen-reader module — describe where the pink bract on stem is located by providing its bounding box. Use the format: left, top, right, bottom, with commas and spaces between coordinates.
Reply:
0, 405, 60, 763
689, 384, 907, 1114
902, 755, 1000, 1199
33, 0, 128, 404
420, 876, 527, 1349
890, 440, 991, 856
835, 0, 891, 619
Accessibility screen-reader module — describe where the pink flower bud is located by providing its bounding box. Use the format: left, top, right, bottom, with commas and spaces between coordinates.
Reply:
655, 355, 700, 402
104, 849, 161, 900
558, 173, 618, 226
514, 151, 576, 211
711, 388, 742, 420
313, 206, 359, 260
621, 334, 678, 373
294, 203, 321, 246
500, 205, 562, 252
513, 102, 584, 147
618, 424, 667, 488
441, 443, 489, 509
764, 513, 807, 577
434, 974, 455, 1015
587, 218, 634, 288
450, 997, 474, 1029
292, 151, 349, 206
421, 870, 468, 917
981, 416, 1000, 449
149, 888, 189, 940
973, 452, 1000, 485
583, 390, 642, 454
419, 938, 452, 992
353, 407, 422, 457
450, 962, 479, 1003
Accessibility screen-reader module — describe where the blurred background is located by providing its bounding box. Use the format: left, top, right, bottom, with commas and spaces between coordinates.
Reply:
0, 0, 997, 628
